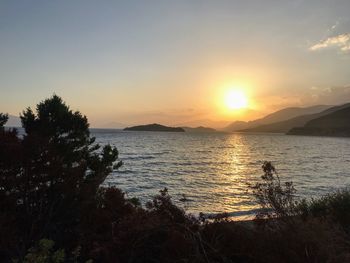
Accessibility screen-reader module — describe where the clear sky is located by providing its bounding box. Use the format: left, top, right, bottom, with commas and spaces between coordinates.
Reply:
1, 0, 350, 128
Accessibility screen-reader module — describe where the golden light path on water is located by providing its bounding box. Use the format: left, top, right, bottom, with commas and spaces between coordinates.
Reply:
94, 130, 350, 219
209, 134, 255, 214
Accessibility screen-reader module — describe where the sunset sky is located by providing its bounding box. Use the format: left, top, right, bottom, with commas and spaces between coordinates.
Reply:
1, 0, 350, 128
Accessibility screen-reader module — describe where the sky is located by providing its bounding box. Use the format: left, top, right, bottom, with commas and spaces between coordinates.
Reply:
1, 0, 350, 128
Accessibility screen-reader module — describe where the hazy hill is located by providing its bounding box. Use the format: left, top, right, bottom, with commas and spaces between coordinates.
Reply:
224, 105, 330, 132
181, 126, 217, 133
4, 114, 21, 127
176, 119, 230, 130
124, 123, 185, 132
288, 105, 350, 137
240, 103, 350, 133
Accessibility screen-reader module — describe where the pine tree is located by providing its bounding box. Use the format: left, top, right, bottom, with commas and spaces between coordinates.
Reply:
0, 95, 122, 259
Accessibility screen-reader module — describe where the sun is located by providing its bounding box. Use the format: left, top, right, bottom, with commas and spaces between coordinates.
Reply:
224, 89, 248, 110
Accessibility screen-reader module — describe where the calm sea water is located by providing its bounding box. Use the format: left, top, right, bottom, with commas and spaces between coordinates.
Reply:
92, 130, 350, 218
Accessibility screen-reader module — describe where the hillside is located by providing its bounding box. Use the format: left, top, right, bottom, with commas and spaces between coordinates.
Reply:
224, 105, 330, 132
239, 103, 350, 133
288, 105, 350, 137
124, 123, 185, 132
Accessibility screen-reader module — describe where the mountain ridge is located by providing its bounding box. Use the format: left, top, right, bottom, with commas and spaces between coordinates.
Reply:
237, 104, 350, 133
223, 105, 331, 132
287, 105, 350, 137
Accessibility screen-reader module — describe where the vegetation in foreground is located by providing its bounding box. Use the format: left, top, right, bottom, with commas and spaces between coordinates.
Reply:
1, 96, 350, 263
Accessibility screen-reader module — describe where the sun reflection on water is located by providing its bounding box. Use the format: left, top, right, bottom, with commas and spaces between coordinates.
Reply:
209, 134, 259, 216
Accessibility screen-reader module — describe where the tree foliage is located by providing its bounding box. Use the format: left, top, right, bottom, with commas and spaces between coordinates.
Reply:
0, 113, 8, 128
0, 95, 121, 261
22, 239, 65, 263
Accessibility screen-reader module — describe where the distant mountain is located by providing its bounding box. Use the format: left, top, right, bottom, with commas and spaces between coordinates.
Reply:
240, 103, 350, 133
181, 126, 217, 133
124, 123, 185, 132
4, 114, 21, 127
288, 105, 350, 137
223, 121, 251, 131
224, 105, 331, 132
176, 119, 230, 130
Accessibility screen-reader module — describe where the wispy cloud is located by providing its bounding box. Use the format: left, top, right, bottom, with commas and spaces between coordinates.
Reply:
310, 33, 350, 52
303, 85, 350, 105
329, 20, 340, 31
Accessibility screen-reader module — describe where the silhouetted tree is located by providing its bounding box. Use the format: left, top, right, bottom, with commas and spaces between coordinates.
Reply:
0, 113, 23, 260
0, 95, 121, 260
0, 113, 8, 128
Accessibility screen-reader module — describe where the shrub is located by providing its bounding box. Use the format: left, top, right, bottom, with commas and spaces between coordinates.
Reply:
22, 239, 65, 263
251, 161, 298, 220
298, 189, 350, 229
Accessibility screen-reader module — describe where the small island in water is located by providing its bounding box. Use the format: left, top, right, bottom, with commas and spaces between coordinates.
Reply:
124, 123, 185, 132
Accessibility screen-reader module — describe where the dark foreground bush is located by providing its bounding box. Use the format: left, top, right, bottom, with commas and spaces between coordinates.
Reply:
1, 96, 350, 263
298, 189, 350, 228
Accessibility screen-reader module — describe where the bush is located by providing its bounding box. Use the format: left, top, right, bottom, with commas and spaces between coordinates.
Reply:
251, 161, 298, 221
298, 189, 350, 229
22, 239, 65, 263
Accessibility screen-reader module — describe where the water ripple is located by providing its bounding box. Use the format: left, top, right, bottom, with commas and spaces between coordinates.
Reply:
92, 130, 350, 217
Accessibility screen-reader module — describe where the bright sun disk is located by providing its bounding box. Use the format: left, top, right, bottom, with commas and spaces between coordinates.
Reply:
225, 90, 248, 110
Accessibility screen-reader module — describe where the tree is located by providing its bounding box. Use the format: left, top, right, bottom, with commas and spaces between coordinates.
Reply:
0, 95, 122, 260
0, 113, 23, 260
0, 113, 8, 128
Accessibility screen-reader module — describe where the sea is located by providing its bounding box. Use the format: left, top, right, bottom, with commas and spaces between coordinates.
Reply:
93, 129, 350, 219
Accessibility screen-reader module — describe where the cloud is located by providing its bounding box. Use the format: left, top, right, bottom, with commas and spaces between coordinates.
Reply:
310, 33, 350, 52
329, 20, 340, 31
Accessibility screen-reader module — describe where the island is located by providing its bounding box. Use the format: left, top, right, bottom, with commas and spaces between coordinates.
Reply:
124, 123, 185, 132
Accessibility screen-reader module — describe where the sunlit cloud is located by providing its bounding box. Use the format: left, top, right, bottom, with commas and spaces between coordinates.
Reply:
310, 33, 350, 52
